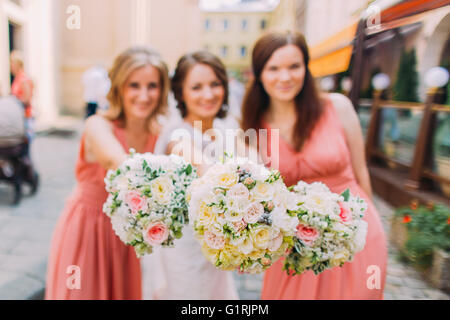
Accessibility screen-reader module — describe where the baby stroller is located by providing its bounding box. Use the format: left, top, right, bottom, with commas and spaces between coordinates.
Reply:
0, 96, 39, 205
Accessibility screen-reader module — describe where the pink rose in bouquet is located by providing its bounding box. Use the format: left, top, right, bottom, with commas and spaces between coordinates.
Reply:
125, 190, 147, 215
296, 224, 319, 246
339, 202, 353, 225
144, 222, 169, 245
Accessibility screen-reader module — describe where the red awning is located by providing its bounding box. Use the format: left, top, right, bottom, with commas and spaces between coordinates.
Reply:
366, 0, 450, 35
380, 0, 450, 23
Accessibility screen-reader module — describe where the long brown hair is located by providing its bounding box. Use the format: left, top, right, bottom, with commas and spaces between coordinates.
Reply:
171, 51, 229, 119
241, 31, 324, 151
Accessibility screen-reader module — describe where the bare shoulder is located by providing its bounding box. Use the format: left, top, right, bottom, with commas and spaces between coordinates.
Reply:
84, 114, 114, 135
327, 93, 362, 137
327, 93, 357, 118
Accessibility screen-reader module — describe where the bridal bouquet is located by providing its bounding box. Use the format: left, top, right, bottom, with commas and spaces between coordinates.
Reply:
187, 156, 298, 273
103, 150, 197, 257
283, 181, 368, 275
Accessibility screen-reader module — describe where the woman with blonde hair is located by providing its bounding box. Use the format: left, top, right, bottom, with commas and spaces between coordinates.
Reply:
45, 47, 169, 299
242, 31, 387, 299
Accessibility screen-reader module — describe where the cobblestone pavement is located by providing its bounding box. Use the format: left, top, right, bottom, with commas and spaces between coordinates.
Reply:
0, 119, 81, 299
0, 117, 448, 300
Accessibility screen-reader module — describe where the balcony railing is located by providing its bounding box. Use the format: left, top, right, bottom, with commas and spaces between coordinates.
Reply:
360, 92, 450, 203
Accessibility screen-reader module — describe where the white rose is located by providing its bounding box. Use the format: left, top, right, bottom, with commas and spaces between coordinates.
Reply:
116, 175, 129, 190
243, 202, 264, 224
238, 236, 254, 255
228, 183, 250, 200
225, 197, 246, 214
268, 229, 283, 252
224, 209, 244, 222
250, 225, 272, 249
151, 176, 174, 205
251, 182, 274, 202
271, 207, 298, 234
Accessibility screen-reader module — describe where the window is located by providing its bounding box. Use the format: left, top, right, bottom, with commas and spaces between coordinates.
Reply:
260, 19, 267, 30
204, 19, 211, 31
222, 19, 229, 31
239, 46, 247, 58
220, 46, 228, 58
241, 19, 248, 31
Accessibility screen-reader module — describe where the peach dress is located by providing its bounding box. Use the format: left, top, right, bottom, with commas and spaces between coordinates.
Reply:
45, 124, 157, 300
260, 98, 387, 300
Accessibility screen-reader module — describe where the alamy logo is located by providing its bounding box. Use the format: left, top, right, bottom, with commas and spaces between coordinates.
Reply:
366, 5, 381, 31
169, 121, 280, 170
66, 5, 81, 30
66, 265, 81, 290
366, 265, 381, 290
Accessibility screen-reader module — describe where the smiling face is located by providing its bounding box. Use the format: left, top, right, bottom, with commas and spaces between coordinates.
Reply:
121, 64, 161, 121
260, 44, 306, 104
182, 63, 225, 121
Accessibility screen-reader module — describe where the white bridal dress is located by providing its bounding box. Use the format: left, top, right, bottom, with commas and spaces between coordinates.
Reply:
141, 118, 239, 300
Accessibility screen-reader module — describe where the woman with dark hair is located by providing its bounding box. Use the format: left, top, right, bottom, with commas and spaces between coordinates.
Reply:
140, 51, 239, 300
242, 31, 387, 300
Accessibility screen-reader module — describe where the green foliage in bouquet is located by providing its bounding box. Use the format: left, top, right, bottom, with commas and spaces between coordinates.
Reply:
395, 203, 450, 269
283, 188, 357, 276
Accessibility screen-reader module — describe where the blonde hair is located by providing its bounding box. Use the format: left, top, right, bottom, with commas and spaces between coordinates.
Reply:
10, 50, 24, 69
104, 47, 169, 130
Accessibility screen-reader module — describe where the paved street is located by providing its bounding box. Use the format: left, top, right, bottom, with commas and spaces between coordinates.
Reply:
0, 117, 448, 300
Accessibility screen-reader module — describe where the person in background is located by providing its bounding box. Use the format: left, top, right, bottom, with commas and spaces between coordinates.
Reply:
10, 50, 34, 143
82, 65, 111, 118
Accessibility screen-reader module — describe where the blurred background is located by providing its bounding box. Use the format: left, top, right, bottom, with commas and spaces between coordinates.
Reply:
0, 0, 449, 300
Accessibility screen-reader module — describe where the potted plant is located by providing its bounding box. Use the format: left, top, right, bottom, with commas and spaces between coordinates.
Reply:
394, 202, 450, 291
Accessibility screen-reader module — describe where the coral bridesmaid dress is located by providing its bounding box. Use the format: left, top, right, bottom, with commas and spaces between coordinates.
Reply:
45, 123, 157, 300
261, 98, 387, 300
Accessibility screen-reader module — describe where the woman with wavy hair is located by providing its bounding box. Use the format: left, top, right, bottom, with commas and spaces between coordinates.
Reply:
241, 31, 387, 300
45, 47, 169, 299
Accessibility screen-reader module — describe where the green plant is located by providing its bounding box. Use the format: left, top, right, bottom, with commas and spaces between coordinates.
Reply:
433, 114, 450, 158
446, 81, 450, 105
439, 60, 449, 105
395, 203, 450, 269
393, 48, 419, 103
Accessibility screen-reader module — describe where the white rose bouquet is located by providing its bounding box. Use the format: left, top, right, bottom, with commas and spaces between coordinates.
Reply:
283, 181, 368, 275
103, 150, 197, 257
187, 156, 298, 273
